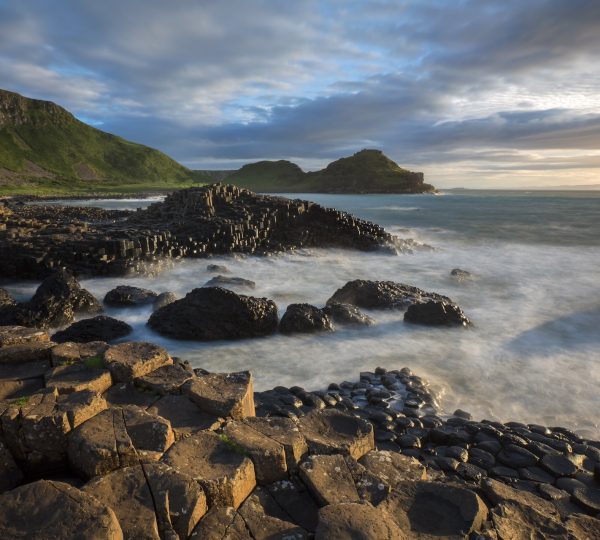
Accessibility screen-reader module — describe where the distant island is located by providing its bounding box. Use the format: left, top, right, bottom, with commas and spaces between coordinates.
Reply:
226, 150, 435, 194
0, 88, 435, 195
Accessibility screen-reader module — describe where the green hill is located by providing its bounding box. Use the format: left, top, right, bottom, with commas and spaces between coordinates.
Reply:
226, 149, 436, 193
0, 89, 206, 195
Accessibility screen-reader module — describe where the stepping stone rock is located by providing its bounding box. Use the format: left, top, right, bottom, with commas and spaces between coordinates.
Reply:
243, 416, 308, 471
52, 316, 132, 343
322, 302, 375, 326
68, 406, 174, 479
380, 481, 488, 539
56, 389, 108, 428
279, 303, 334, 334
190, 507, 251, 540
183, 370, 255, 419
0, 479, 123, 539
104, 342, 172, 382
572, 486, 600, 514
298, 408, 374, 460
103, 382, 160, 409
491, 501, 569, 539
45, 363, 112, 395
497, 444, 538, 469
238, 489, 309, 539
0, 341, 54, 365
162, 430, 256, 509
359, 450, 427, 486
223, 420, 288, 484
541, 453, 579, 477
404, 300, 471, 327
203, 275, 256, 289
134, 362, 194, 395
103, 285, 157, 307
147, 287, 279, 341
267, 478, 320, 532
315, 502, 403, 540
0, 326, 49, 347
299, 454, 360, 506
50, 341, 108, 366
147, 394, 222, 439
481, 478, 559, 518
0, 377, 44, 400
84, 464, 207, 540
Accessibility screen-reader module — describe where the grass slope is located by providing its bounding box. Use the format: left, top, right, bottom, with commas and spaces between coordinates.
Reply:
0, 89, 207, 195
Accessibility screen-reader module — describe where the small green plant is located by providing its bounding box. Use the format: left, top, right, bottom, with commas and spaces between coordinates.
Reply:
83, 354, 105, 369
218, 433, 250, 456
12, 396, 29, 407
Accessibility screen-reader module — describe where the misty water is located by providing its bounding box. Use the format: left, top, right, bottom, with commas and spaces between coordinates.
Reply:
10, 190, 600, 437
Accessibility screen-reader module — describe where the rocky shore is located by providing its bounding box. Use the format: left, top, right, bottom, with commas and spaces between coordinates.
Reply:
0, 322, 599, 539
0, 184, 422, 279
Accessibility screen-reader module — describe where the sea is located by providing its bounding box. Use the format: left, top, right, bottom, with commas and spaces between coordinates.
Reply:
10, 190, 600, 437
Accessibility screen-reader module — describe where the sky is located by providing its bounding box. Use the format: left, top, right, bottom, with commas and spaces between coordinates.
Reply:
1, 0, 599, 188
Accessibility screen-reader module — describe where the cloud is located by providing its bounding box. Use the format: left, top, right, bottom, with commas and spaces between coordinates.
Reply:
1, 0, 599, 186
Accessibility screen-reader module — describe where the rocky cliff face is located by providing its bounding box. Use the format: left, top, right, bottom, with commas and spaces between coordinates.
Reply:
0, 89, 73, 128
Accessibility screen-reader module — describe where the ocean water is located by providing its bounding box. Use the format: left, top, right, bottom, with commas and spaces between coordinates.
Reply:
8, 190, 600, 436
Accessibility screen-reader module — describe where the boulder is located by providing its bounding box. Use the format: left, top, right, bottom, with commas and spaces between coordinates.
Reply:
152, 291, 177, 311
183, 370, 255, 419
380, 481, 488, 538
450, 268, 472, 279
147, 287, 278, 341
572, 486, 600, 514
161, 430, 256, 508
279, 303, 334, 334
266, 478, 320, 532
56, 389, 108, 428
298, 409, 374, 460
207, 263, 230, 273
327, 280, 449, 310
0, 270, 102, 328
322, 302, 374, 326
45, 363, 112, 395
0, 480, 123, 539
103, 285, 157, 307
223, 420, 288, 484
203, 275, 256, 289
404, 300, 471, 327
84, 464, 207, 540
103, 342, 172, 382
52, 316, 132, 343
315, 503, 404, 540
68, 406, 174, 479
0, 326, 49, 347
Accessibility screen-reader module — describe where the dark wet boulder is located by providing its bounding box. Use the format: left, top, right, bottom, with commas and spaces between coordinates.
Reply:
0, 270, 102, 328
451, 268, 472, 279
103, 285, 158, 307
152, 291, 177, 311
279, 304, 334, 334
203, 275, 256, 289
207, 263, 230, 273
322, 302, 374, 326
52, 315, 132, 343
147, 287, 278, 341
404, 300, 471, 327
327, 280, 449, 310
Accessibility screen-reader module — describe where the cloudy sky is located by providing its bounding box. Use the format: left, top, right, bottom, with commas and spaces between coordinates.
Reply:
1, 0, 599, 187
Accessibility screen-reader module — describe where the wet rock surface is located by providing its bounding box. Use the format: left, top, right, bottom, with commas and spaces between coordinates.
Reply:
0, 326, 598, 538
404, 300, 472, 327
103, 285, 158, 306
279, 303, 334, 334
0, 184, 408, 279
148, 286, 279, 341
